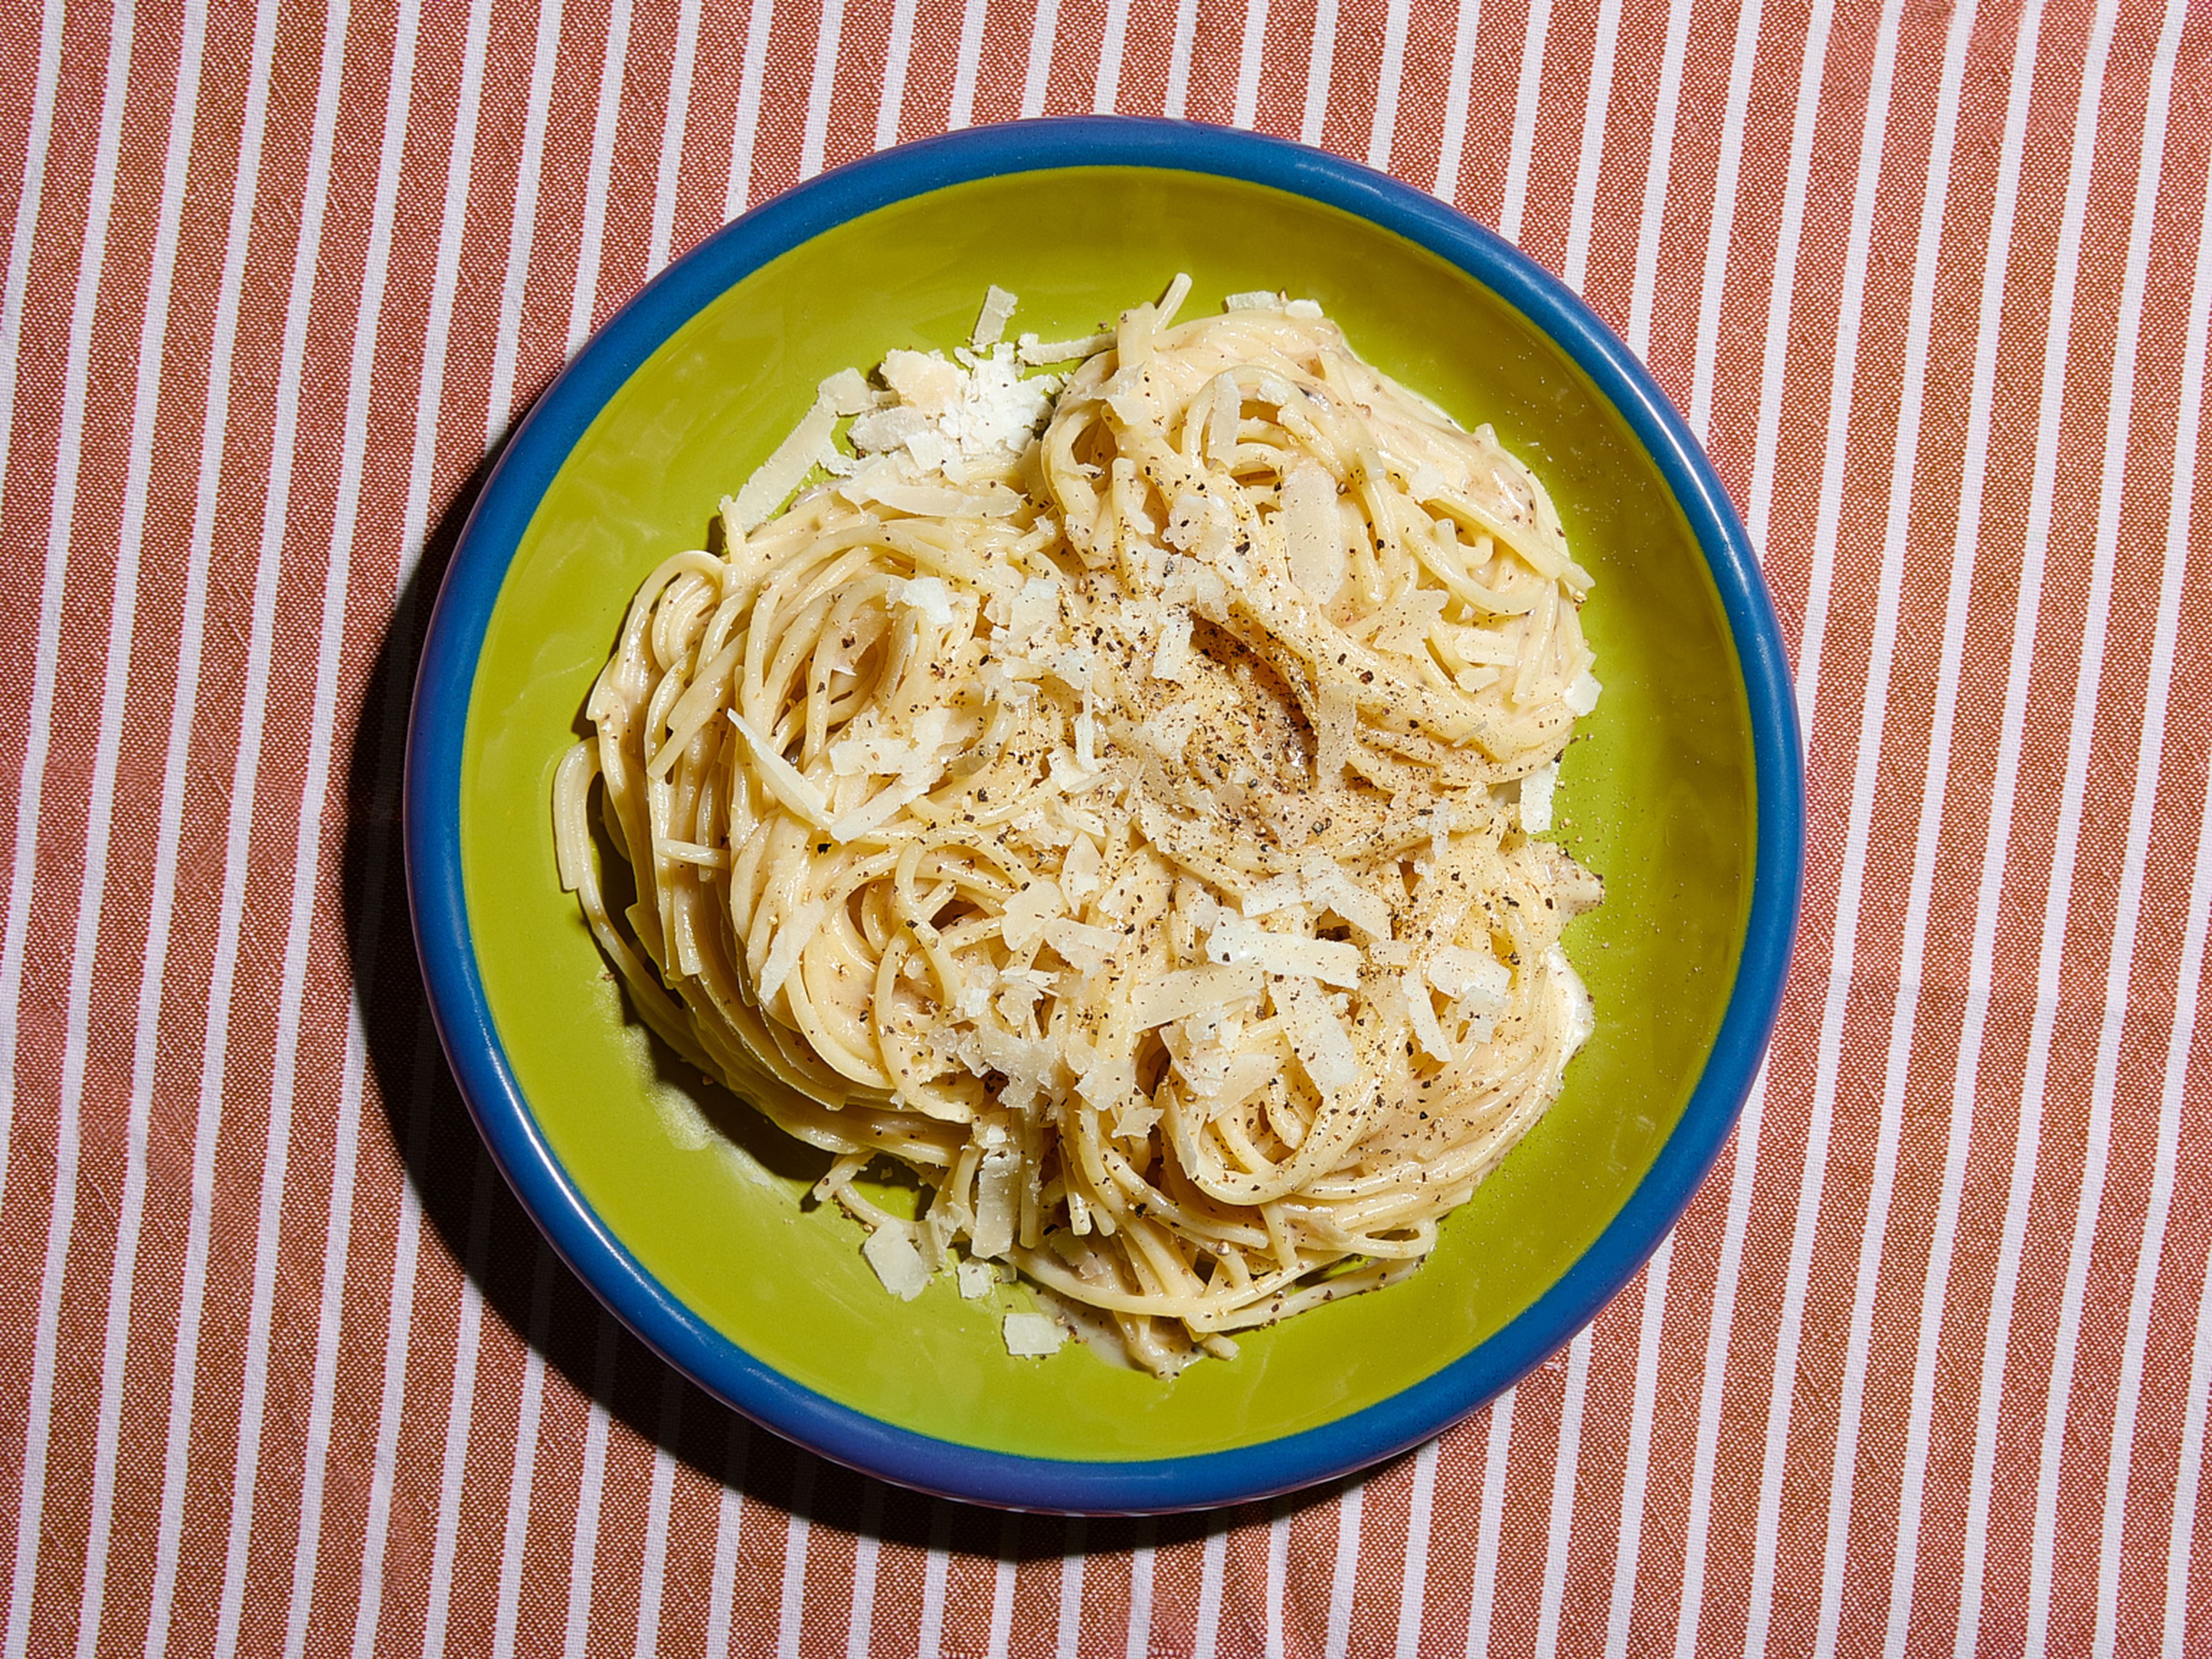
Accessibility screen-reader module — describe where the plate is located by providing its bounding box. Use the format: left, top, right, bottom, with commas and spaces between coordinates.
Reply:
405, 118, 1803, 1513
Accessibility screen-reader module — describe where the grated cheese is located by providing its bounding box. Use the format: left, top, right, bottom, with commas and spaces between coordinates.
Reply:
1274, 977, 1360, 1093
1003, 1311, 1066, 1357
862, 1224, 931, 1301
971, 284, 1018, 348
1206, 913, 1361, 987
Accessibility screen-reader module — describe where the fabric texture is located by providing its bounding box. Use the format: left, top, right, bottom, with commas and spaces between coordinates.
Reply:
2, 1, 2209, 1653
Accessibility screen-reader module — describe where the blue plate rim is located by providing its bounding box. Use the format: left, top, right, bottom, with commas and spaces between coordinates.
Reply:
404, 116, 1805, 1514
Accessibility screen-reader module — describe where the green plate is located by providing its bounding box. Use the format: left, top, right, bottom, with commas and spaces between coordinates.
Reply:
413, 123, 1799, 1510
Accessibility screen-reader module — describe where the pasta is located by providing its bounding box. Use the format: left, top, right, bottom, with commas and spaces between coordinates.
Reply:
554, 280, 1605, 1374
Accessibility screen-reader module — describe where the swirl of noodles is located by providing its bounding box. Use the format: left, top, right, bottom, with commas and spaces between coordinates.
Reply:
555, 297, 1604, 1374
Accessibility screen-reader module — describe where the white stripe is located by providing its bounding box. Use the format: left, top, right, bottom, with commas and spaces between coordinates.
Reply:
1624, 0, 1692, 354
917, 1505, 952, 1658
353, 2, 499, 1649
1324, 1479, 1362, 1659
347, 1033, 433, 1659
1394, 1438, 1440, 1658
68, 3, 207, 1650
0, 0, 66, 1214
2134, 795, 2212, 1650
1266, 1498, 1291, 1659
2105, 119, 2212, 1659
947, 0, 988, 130
1744, 0, 1835, 555
1124, 1520, 1156, 1659
491, 1248, 558, 1658
1364, 0, 1408, 169
703, 1418, 752, 1658
650, 0, 701, 270
1687, 0, 1763, 438
1810, 10, 1979, 1655
1093, 0, 1130, 113
276, 5, 423, 1652
1020, 0, 1058, 116
206, 2, 357, 1646
846, 1482, 884, 1659
1192, 1524, 1229, 1659
488, 0, 565, 435
563, 1321, 622, 1659
1671, 1065, 1769, 1659
570, 0, 635, 354
134, 0, 283, 1648
1604, 1237, 1672, 1658
1497, 0, 1548, 244
1882, 9, 2044, 1650
1232, 0, 1267, 130
2166, 1251, 2212, 1659
1955, 12, 2121, 1649
1298, 0, 1336, 147
10, 0, 138, 1639
634, 1373, 684, 1658
1431, 0, 1481, 201
1054, 1518, 1085, 1659
1560, 0, 1620, 293
1164, 0, 1200, 119
1743, 10, 1907, 1652
421, 1162, 499, 1659
728, 0, 775, 215
988, 1512, 1019, 1658
878, 0, 917, 146
2029, 3, 2185, 1643
1535, 1331, 1592, 1659
798, 0, 844, 176
0, 0, 62, 571
1464, 1388, 1514, 1658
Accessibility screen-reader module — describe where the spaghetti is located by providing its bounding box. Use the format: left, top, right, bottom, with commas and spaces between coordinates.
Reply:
555, 283, 1605, 1374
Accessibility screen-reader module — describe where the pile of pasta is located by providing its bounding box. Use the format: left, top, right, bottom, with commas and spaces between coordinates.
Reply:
555, 282, 1605, 1374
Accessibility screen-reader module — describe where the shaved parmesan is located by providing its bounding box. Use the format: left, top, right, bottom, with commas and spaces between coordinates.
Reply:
1003, 1312, 1066, 1357
1403, 969, 1456, 1062
731, 395, 839, 530
757, 897, 826, 1005
1131, 963, 1263, 1029
1274, 978, 1360, 1094
1563, 670, 1603, 715
1429, 946, 1510, 1009
881, 347, 963, 415
862, 1225, 931, 1301
1281, 460, 1344, 603
1061, 833, 1104, 902
1044, 916, 1123, 975
899, 574, 960, 627
972, 1147, 1020, 1258
1001, 879, 1068, 955
817, 366, 874, 415
1298, 855, 1391, 940
1206, 914, 1361, 987
1518, 760, 1558, 832
1238, 873, 1305, 917
971, 284, 1018, 347
957, 1258, 997, 1299
1224, 289, 1282, 310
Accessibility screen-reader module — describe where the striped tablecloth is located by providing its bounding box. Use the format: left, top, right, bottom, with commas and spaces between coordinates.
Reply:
5, 1, 2210, 1653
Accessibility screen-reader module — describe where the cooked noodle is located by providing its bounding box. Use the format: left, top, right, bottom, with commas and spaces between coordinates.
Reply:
555, 285, 1605, 1374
